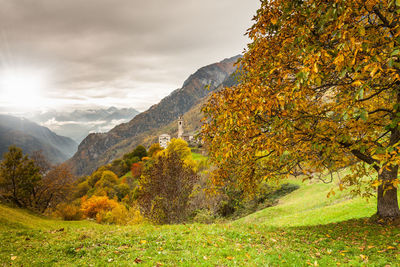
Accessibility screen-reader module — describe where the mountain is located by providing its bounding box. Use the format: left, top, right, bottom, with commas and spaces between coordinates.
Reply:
26, 107, 140, 143
0, 115, 78, 163
69, 55, 241, 175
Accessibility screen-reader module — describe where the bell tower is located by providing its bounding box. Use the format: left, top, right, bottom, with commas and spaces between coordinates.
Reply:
178, 116, 184, 139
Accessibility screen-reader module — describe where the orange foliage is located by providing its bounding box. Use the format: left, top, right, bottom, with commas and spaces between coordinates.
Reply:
131, 162, 143, 178
80, 195, 118, 220
201, 0, 400, 218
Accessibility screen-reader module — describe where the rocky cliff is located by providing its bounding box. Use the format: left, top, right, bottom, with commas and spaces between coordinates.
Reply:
69, 55, 240, 175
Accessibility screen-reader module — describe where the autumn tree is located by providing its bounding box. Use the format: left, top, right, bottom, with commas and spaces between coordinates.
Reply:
0, 146, 41, 207
137, 141, 198, 224
124, 145, 147, 161
202, 0, 400, 219
147, 143, 163, 157
32, 163, 75, 212
130, 162, 143, 178
31, 150, 52, 175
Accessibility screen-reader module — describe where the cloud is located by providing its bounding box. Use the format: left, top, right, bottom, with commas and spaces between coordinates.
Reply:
0, 0, 260, 111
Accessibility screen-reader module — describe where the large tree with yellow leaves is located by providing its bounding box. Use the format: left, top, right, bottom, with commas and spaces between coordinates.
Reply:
202, 0, 400, 219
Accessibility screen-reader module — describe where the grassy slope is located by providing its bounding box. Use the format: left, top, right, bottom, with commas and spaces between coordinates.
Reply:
191, 152, 208, 162
1, 177, 400, 266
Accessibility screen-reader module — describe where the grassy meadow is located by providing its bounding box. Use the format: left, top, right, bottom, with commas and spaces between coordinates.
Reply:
1, 174, 400, 266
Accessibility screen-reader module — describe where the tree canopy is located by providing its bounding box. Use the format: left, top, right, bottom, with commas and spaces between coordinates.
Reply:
0, 146, 41, 208
202, 0, 400, 219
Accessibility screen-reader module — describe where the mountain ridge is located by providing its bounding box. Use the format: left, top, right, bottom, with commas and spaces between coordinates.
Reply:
69, 55, 241, 175
0, 114, 78, 163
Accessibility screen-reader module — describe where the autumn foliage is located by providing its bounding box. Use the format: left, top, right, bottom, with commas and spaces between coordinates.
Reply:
131, 162, 143, 178
137, 140, 198, 224
202, 0, 400, 219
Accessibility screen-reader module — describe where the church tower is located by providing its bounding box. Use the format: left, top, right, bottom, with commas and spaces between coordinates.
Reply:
178, 116, 184, 139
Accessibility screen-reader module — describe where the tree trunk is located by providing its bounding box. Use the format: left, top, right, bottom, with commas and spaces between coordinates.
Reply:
377, 167, 400, 219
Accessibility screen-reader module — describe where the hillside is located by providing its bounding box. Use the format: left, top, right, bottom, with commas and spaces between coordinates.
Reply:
0, 115, 78, 163
69, 55, 241, 175
1, 176, 399, 266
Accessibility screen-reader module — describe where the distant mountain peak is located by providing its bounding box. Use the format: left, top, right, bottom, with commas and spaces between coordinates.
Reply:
26, 106, 140, 143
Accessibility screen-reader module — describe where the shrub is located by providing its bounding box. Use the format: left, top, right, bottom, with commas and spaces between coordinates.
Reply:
54, 203, 82, 221
138, 151, 198, 224
130, 162, 143, 178
109, 159, 130, 177
74, 180, 91, 198
93, 171, 119, 198
80, 196, 119, 220
96, 203, 128, 224
127, 204, 143, 225
148, 143, 163, 157
115, 183, 130, 201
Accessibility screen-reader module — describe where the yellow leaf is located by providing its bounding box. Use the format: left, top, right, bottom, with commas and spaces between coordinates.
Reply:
371, 180, 381, 187
313, 63, 319, 73
11, 256, 17, 261
271, 17, 277, 25
360, 254, 367, 260
226, 256, 235, 260
140, 240, 147, 244
370, 66, 379, 77
352, 80, 363, 87
339, 183, 344, 191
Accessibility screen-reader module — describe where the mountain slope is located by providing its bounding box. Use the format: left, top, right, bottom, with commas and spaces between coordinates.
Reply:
27, 107, 140, 143
69, 55, 240, 175
0, 115, 78, 163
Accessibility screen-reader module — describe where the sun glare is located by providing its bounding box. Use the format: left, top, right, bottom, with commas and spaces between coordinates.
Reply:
0, 68, 47, 110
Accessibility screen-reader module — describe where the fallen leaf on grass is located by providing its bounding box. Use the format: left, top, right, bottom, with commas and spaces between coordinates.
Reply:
360, 254, 368, 262
226, 256, 235, 260
140, 240, 147, 244
11, 256, 17, 261
134, 258, 143, 264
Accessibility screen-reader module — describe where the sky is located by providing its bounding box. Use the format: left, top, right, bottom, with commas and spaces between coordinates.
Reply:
0, 0, 260, 112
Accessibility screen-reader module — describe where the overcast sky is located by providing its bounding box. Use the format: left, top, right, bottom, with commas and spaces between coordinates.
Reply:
0, 0, 260, 112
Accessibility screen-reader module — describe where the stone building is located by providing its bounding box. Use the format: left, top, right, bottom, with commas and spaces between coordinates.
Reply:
158, 116, 194, 148
159, 134, 171, 149
178, 116, 184, 139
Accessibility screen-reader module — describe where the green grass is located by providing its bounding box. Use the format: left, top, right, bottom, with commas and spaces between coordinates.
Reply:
191, 152, 208, 162
1, 176, 400, 266
120, 171, 133, 180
